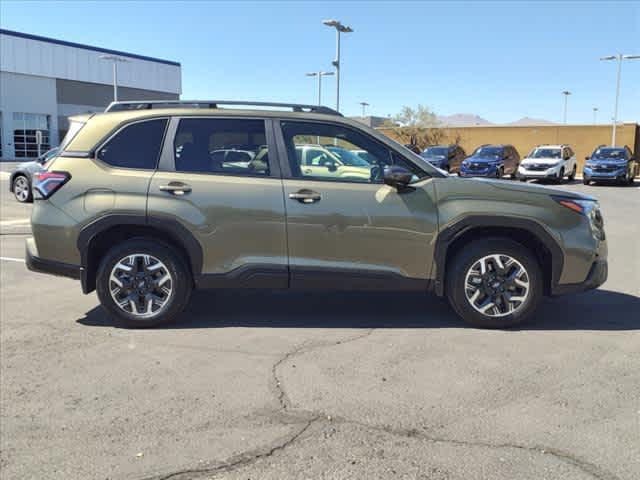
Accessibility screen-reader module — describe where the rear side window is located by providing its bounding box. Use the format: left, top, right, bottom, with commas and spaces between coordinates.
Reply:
173, 118, 269, 176
97, 119, 167, 169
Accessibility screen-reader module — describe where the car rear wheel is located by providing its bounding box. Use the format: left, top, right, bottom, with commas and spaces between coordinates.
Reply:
446, 238, 543, 328
96, 239, 192, 328
583, 178, 590, 185
12, 175, 32, 203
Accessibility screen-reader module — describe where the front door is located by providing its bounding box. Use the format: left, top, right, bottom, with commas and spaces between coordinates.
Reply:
276, 119, 439, 290
147, 116, 288, 287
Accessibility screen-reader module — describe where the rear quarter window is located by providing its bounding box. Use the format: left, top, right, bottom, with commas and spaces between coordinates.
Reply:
96, 119, 167, 169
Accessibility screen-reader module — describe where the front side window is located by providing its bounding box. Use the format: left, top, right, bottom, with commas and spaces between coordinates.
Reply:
281, 121, 426, 183
174, 118, 269, 175
97, 119, 167, 169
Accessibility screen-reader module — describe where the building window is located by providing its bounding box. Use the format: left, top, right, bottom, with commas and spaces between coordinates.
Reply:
13, 113, 50, 158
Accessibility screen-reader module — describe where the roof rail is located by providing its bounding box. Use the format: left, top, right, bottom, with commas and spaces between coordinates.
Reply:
104, 100, 342, 116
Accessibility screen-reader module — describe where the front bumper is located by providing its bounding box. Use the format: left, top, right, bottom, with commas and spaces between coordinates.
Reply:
459, 165, 498, 177
551, 259, 608, 296
518, 164, 562, 179
583, 166, 627, 181
25, 237, 81, 280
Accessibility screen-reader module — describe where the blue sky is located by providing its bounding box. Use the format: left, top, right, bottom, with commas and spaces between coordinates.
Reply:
1, 1, 638, 123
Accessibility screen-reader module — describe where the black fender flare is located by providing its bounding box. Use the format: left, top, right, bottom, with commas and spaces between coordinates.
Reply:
77, 214, 203, 293
432, 215, 564, 296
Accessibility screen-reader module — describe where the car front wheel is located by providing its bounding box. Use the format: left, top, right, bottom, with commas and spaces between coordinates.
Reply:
446, 238, 543, 328
96, 239, 192, 328
12, 175, 32, 203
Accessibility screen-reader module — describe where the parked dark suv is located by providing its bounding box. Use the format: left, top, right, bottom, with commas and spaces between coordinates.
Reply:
420, 145, 466, 173
460, 144, 520, 179
26, 100, 607, 329
583, 145, 637, 185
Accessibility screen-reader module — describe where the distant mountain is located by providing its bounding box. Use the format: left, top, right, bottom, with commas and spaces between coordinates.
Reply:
437, 113, 493, 126
435, 113, 556, 127
507, 117, 557, 126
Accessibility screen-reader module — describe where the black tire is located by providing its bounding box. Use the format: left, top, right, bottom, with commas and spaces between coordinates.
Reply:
96, 238, 192, 328
496, 167, 503, 179
568, 165, 576, 181
12, 175, 33, 203
583, 178, 590, 185
557, 167, 565, 184
446, 238, 543, 328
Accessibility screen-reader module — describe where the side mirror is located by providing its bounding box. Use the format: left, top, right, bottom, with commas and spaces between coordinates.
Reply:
384, 165, 413, 190
585, 156, 590, 161
327, 162, 337, 172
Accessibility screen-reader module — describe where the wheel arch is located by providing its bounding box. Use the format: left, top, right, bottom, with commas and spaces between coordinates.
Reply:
433, 215, 563, 297
77, 214, 203, 293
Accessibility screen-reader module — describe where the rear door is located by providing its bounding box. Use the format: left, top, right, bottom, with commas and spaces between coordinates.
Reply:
147, 116, 288, 287
275, 119, 439, 290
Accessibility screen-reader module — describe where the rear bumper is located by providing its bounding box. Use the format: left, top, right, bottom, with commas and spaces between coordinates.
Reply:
551, 259, 608, 296
25, 237, 81, 280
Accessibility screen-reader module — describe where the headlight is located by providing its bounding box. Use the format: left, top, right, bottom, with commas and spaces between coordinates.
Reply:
552, 196, 605, 240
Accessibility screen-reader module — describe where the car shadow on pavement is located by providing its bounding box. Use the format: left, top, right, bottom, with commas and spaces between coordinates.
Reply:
77, 288, 639, 331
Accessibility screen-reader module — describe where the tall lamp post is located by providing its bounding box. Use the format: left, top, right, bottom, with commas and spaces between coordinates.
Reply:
600, 54, 640, 146
305, 71, 334, 105
322, 19, 353, 112
359, 101, 369, 117
100, 55, 129, 102
593, 107, 599, 125
561, 90, 571, 124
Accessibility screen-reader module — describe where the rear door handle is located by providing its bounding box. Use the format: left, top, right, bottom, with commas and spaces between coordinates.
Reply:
289, 189, 321, 204
159, 182, 192, 196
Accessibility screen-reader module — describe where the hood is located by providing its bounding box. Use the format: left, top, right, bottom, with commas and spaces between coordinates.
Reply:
588, 157, 628, 164
472, 177, 595, 200
523, 157, 561, 164
466, 156, 499, 163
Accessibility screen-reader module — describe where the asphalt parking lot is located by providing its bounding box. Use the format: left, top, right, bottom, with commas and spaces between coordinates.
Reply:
1, 164, 639, 480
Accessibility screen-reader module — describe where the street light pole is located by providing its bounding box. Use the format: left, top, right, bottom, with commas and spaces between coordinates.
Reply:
100, 55, 129, 102
600, 54, 640, 146
359, 101, 369, 117
593, 107, 598, 125
561, 91, 571, 124
305, 71, 334, 105
323, 19, 353, 113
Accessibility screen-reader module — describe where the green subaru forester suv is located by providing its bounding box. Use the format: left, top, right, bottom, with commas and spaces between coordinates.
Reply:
26, 101, 607, 328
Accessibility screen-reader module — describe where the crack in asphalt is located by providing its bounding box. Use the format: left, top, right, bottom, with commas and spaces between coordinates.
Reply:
147, 417, 320, 480
142, 327, 620, 480
331, 417, 621, 480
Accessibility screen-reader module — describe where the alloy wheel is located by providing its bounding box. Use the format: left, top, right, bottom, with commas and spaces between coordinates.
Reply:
109, 254, 173, 318
13, 176, 30, 202
464, 254, 530, 317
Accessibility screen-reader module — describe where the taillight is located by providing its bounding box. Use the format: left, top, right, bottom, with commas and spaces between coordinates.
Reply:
33, 171, 71, 199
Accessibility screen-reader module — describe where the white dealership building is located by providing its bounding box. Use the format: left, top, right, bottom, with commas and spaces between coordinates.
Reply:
0, 29, 182, 160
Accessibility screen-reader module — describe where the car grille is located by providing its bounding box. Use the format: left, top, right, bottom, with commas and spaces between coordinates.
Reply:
467, 163, 486, 171
592, 165, 619, 172
525, 164, 549, 171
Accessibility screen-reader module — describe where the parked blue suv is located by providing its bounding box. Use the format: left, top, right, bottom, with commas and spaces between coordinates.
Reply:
420, 145, 466, 173
583, 145, 637, 185
459, 144, 520, 179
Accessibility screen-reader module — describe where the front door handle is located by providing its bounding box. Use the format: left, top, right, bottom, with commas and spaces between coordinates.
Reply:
289, 189, 321, 204
159, 182, 192, 196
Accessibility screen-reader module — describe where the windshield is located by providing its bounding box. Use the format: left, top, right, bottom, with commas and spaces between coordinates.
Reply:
421, 147, 448, 157
529, 148, 561, 159
473, 147, 503, 158
593, 148, 626, 160
326, 146, 371, 166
